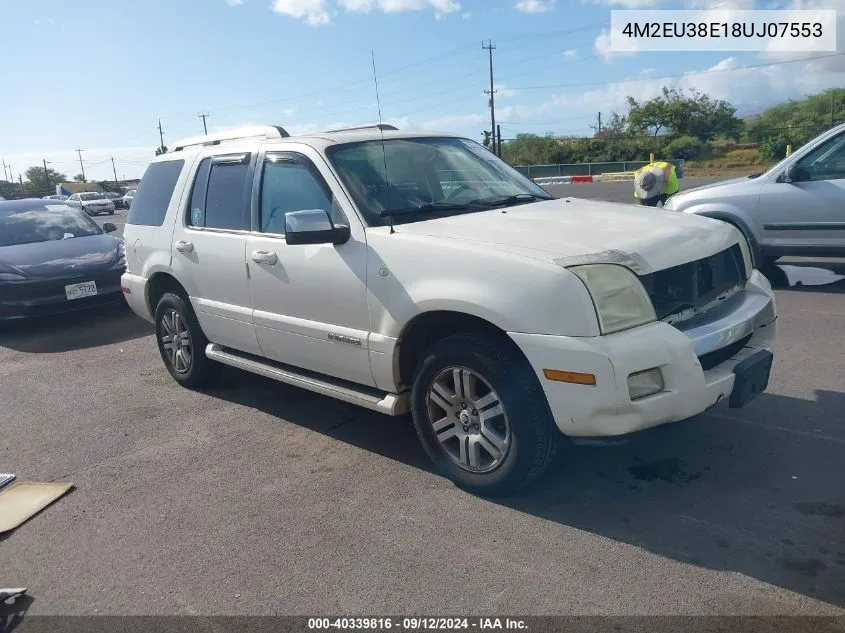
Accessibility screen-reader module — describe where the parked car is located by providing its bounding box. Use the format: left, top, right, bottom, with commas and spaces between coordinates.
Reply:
0, 199, 125, 320
42, 194, 69, 201
102, 191, 124, 209
122, 189, 136, 209
121, 125, 776, 495
67, 191, 115, 215
664, 121, 845, 265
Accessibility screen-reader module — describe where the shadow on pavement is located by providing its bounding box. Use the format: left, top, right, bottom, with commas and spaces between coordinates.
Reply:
761, 258, 845, 293
208, 367, 845, 608
0, 303, 153, 353
0, 594, 33, 633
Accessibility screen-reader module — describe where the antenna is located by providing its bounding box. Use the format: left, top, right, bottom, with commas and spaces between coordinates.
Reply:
372, 50, 394, 234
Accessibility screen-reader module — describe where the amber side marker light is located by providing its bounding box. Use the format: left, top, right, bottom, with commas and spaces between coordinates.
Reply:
543, 369, 597, 386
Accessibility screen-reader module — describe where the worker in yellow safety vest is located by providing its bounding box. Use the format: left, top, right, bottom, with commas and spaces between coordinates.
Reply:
633, 161, 679, 207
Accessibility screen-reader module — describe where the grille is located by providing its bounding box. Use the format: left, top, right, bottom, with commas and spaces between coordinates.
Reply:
698, 334, 752, 371
638, 244, 746, 323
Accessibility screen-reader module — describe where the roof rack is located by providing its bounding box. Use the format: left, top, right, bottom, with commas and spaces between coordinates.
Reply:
170, 125, 290, 152
322, 124, 398, 133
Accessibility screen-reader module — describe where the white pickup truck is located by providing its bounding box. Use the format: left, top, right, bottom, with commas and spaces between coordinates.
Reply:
121, 124, 777, 495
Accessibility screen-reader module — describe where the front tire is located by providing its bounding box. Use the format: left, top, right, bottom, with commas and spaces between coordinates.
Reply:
154, 291, 213, 388
410, 332, 559, 496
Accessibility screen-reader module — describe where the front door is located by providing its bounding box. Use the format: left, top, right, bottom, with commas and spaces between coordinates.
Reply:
246, 147, 374, 387
758, 130, 845, 256
170, 152, 261, 355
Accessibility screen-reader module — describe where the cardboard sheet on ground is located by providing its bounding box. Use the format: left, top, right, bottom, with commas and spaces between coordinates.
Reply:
0, 482, 72, 533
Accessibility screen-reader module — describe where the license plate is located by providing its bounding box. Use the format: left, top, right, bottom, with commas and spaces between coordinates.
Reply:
65, 281, 97, 300
729, 350, 773, 408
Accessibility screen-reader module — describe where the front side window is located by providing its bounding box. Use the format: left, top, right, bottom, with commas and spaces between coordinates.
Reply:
128, 159, 185, 227
259, 154, 341, 234
794, 132, 845, 181
326, 136, 552, 226
0, 206, 101, 247
187, 156, 250, 231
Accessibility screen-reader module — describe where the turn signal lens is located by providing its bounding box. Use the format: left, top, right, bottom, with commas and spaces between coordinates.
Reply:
543, 369, 597, 386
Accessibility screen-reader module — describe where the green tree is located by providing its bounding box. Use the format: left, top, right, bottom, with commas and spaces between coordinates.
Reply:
0, 179, 20, 199
155, 145, 168, 156
481, 131, 492, 148
72, 173, 85, 183
627, 87, 742, 141
24, 165, 67, 191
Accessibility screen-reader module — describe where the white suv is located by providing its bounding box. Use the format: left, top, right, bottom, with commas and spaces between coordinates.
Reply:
121, 124, 777, 495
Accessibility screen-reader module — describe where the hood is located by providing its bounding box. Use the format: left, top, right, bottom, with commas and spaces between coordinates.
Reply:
0, 234, 123, 278
673, 175, 764, 199
390, 198, 740, 274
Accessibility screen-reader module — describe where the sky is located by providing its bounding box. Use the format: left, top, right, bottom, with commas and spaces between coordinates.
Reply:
1, 0, 844, 181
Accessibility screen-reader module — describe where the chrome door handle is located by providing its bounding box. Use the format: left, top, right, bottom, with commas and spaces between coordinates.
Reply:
251, 250, 278, 265
174, 240, 194, 253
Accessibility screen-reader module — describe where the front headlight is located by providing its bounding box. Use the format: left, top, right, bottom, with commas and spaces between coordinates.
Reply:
570, 264, 657, 335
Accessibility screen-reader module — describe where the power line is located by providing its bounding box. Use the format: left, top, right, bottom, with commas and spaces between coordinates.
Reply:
198, 113, 210, 135
513, 52, 845, 91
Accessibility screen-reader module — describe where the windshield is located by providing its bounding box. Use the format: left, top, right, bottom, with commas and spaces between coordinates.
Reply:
80, 192, 102, 200
0, 206, 102, 247
326, 137, 552, 226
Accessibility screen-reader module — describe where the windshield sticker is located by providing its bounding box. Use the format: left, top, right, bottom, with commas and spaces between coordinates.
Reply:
45, 204, 74, 211
554, 250, 652, 275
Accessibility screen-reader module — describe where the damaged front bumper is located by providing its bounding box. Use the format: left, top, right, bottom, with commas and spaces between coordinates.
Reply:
510, 269, 777, 439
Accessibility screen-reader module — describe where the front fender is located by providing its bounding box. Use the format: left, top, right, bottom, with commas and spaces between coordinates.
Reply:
366, 235, 601, 339
682, 204, 761, 264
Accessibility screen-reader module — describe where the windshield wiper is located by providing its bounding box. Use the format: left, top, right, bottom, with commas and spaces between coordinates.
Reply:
464, 193, 552, 208
380, 201, 473, 218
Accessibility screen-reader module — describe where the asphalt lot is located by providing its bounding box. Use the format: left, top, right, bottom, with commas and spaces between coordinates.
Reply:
2, 180, 845, 616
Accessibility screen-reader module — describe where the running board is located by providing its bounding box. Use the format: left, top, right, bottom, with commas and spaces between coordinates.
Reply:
205, 343, 409, 416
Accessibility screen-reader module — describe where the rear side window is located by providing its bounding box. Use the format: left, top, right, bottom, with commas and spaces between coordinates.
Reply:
127, 160, 184, 226
186, 155, 250, 231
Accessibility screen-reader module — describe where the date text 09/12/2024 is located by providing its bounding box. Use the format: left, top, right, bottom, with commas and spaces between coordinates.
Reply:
307, 618, 528, 630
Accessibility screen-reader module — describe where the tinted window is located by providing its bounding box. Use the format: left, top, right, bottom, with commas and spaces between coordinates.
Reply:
127, 160, 185, 226
795, 132, 845, 181
187, 158, 211, 227
0, 206, 101, 247
203, 162, 250, 230
80, 193, 102, 200
260, 156, 336, 234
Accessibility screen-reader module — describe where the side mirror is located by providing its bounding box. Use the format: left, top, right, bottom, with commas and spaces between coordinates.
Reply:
783, 164, 805, 183
103, 222, 118, 233
284, 209, 350, 246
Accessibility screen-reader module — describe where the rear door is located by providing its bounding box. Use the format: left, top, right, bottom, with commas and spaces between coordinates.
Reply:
758, 130, 845, 256
169, 152, 261, 355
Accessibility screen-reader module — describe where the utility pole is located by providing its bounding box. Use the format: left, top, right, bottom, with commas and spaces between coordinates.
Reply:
75, 149, 86, 182
597, 112, 602, 133
158, 119, 165, 150
1, 158, 7, 181
111, 157, 119, 188
43, 159, 51, 189
483, 40, 498, 157
497, 125, 502, 155
19, 175, 24, 194
198, 112, 210, 135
